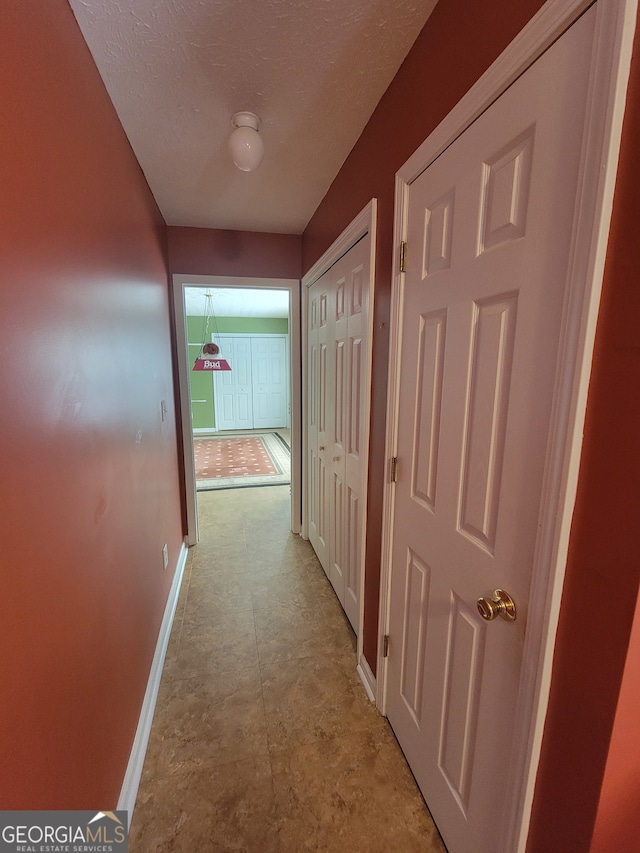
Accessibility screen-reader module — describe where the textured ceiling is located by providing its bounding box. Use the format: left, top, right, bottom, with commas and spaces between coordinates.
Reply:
69, 0, 438, 234
185, 286, 289, 318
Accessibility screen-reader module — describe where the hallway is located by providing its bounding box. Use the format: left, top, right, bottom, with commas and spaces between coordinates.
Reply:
129, 485, 447, 851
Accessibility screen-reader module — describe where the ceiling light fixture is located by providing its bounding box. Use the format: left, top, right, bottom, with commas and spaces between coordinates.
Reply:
228, 111, 264, 172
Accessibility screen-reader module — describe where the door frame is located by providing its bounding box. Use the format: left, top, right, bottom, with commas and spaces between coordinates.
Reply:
377, 0, 637, 851
301, 199, 377, 690
172, 274, 301, 544
210, 333, 290, 433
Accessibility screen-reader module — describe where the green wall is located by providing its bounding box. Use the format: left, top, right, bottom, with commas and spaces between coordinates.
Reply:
188, 316, 289, 336
186, 316, 289, 430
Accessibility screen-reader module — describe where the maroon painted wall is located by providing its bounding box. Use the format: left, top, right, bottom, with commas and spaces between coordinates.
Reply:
0, 0, 183, 807
590, 591, 640, 853
302, 0, 548, 676
527, 22, 640, 852
167, 226, 302, 280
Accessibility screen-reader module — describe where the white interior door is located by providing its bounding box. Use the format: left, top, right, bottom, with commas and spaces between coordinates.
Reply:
332, 239, 369, 632
308, 282, 330, 570
330, 265, 347, 607
251, 337, 288, 429
307, 235, 370, 634
385, 10, 596, 853
213, 336, 253, 431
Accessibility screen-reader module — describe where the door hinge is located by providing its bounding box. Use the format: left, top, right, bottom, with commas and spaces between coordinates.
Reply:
390, 456, 398, 483
400, 241, 407, 273
383, 634, 390, 658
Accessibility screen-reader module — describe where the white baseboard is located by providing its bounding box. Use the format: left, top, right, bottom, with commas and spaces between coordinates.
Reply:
117, 540, 189, 824
357, 655, 377, 703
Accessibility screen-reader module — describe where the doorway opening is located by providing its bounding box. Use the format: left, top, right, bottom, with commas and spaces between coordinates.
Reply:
172, 275, 301, 545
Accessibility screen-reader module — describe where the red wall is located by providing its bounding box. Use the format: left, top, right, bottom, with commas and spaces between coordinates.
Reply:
167, 226, 302, 280
302, 0, 547, 675
0, 0, 183, 807
590, 591, 640, 853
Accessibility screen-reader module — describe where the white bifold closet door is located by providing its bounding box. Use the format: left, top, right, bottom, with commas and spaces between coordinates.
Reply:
214, 335, 288, 431
307, 235, 370, 633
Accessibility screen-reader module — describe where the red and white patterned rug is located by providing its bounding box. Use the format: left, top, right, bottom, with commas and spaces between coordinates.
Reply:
194, 432, 290, 491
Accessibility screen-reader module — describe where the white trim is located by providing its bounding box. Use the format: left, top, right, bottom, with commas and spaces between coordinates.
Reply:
377, 1, 637, 851
302, 201, 377, 289
301, 199, 377, 666
376, 173, 408, 715
173, 281, 199, 545
117, 541, 189, 824
172, 275, 301, 542
357, 656, 377, 703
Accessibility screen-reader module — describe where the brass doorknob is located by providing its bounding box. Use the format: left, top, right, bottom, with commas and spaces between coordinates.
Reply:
477, 589, 516, 622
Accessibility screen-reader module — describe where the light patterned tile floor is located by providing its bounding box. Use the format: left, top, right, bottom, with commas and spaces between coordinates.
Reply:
129, 485, 447, 852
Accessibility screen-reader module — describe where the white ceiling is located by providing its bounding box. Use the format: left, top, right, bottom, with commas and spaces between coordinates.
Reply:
69, 0, 438, 234
185, 286, 289, 318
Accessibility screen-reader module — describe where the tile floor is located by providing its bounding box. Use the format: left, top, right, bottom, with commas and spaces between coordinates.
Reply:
129, 485, 447, 852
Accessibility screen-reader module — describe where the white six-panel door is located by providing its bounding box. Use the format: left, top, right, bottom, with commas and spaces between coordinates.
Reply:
308, 235, 370, 633
385, 10, 596, 853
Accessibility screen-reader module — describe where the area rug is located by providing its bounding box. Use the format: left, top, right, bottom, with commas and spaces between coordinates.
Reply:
195, 432, 290, 491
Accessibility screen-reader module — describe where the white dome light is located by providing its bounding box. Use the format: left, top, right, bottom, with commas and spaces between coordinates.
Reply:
228, 111, 264, 172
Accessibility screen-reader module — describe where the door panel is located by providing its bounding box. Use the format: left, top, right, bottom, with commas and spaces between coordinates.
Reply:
386, 10, 596, 853
214, 337, 253, 431
438, 594, 485, 811
459, 293, 517, 551
308, 285, 330, 570
331, 271, 347, 600
411, 310, 446, 511
343, 257, 368, 630
252, 337, 288, 429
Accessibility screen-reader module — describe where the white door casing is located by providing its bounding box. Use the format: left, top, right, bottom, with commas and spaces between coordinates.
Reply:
172, 275, 301, 545
378, 1, 637, 852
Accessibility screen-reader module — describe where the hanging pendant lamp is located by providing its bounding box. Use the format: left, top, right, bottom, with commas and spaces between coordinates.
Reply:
193, 289, 231, 371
